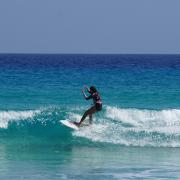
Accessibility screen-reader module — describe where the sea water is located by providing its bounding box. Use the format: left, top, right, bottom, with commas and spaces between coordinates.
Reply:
0, 54, 180, 179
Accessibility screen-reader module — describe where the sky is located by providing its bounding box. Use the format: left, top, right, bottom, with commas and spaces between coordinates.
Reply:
0, 0, 180, 54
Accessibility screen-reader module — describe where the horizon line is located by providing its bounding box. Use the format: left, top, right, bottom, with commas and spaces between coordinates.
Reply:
0, 52, 180, 55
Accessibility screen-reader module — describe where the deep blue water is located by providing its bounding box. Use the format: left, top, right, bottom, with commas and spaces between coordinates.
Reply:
0, 54, 180, 179
0, 54, 180, 110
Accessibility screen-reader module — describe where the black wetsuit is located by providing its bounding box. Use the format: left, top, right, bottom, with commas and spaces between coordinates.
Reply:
86, 92, 102, 111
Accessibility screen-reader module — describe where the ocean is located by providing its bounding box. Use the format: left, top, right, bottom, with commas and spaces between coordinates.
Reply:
0, 54, 180, 179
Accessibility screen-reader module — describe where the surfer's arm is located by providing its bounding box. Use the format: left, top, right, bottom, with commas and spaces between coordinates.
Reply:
82, 89, 92, 100
85, 95, 92, 100
83, 85, 90, 93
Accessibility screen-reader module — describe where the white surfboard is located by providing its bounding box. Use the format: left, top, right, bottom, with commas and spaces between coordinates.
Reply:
60, 120, 79, 130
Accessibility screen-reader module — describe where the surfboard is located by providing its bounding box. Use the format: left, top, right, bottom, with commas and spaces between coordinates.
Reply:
60, 120, 79, 130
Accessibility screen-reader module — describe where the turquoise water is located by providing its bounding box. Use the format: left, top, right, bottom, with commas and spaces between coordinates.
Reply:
0, 54, 180, 179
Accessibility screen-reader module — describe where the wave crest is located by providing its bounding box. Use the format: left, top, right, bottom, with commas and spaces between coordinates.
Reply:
0, 110, 40, 128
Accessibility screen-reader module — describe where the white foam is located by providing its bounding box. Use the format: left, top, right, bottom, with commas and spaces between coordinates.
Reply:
73, 106, 180, 147
68, 113, 82, 122
106, 106, 180, 128
0, 110, 40, 128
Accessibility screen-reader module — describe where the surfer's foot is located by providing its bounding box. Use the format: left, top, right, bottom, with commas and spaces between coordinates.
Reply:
74, 122, 80, 127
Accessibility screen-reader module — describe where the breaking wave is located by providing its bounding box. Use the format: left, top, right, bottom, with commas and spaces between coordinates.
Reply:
1, 106, 180, 147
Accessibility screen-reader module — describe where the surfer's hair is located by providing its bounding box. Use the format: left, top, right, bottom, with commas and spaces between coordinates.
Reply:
90, 86, 97, 93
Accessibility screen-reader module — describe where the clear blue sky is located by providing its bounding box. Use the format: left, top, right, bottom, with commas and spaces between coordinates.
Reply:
0, 0, 180, 54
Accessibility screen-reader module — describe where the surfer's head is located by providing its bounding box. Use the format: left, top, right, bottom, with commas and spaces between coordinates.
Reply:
90, 86, 97, 94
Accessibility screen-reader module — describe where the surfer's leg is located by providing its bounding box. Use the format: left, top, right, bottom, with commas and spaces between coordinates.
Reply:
77, 106, 96, 126
89, 114, 92, 124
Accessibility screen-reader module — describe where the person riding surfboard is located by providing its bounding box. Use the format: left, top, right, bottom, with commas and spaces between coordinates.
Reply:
74, 86, 102, 127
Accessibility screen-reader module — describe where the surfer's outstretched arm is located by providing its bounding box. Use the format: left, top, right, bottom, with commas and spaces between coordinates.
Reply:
82, 89, 87, 99
82, 86, 92, 100
84, 85, 90, 93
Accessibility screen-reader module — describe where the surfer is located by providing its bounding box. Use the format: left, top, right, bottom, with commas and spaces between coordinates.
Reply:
74, 86, 102, 127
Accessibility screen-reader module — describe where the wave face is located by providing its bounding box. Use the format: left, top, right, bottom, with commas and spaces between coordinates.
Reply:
1, 106, 180, 147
